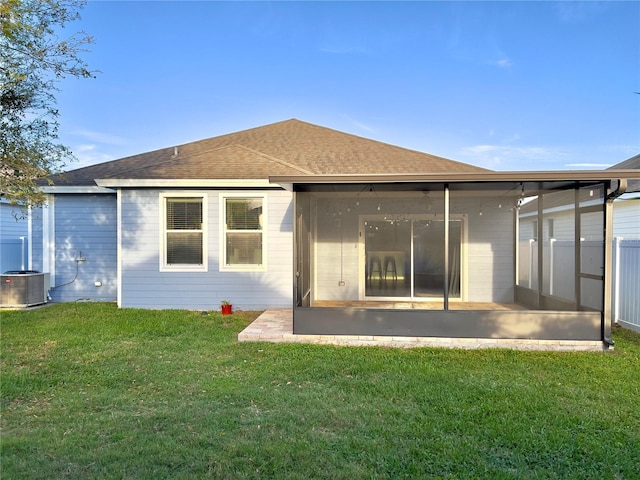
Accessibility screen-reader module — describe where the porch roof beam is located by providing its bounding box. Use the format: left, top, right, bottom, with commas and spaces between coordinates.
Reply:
270, 170, 639, 190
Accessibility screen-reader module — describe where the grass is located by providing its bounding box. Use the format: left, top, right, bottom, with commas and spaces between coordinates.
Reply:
1, 303, 639, 479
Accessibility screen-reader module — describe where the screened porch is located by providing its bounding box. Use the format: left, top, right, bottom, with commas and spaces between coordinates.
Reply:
272, 172, 633, 346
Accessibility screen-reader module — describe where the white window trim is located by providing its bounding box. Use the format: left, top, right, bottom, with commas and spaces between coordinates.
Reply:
159, 192, 208, 272
219, 193, 267, 272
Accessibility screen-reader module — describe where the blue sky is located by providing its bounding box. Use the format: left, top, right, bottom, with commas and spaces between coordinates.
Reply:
56, 1, 640, 171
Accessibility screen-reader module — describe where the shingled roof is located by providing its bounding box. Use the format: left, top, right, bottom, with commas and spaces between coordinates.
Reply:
608, 153, 640, 193
608, 153, 640, 170
50, 119, 489, 186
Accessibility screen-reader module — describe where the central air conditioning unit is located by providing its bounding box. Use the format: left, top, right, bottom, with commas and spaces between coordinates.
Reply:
1, 271, 50, 308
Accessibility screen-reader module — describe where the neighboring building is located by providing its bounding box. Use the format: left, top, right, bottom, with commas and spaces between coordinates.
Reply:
28, 119, 639, 348
517, 154, 640, 332
608, 155, 640, 332
609, 154, 640, 240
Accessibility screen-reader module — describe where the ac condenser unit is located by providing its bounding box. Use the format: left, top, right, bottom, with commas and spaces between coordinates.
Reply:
1, 271, 49, 308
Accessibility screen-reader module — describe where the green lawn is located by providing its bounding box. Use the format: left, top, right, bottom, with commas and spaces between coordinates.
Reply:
1, 303, 639, 479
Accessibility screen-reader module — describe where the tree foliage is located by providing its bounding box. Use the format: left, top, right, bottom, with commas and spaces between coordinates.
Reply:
1, 0, 94, 208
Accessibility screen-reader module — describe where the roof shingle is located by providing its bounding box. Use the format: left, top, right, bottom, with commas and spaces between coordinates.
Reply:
50, 119, 489, 186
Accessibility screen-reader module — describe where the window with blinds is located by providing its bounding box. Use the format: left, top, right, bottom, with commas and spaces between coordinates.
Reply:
164, 197, 205, 267
223, 197, 264, 268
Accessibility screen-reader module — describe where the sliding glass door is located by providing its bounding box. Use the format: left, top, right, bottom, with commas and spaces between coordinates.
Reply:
364, 219, 411, 297
363, 216, 462, 300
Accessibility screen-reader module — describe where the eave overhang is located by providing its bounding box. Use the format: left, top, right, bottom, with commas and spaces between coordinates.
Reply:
41, 186, 116, 194
94, 178, 277, 188
270, 170, 640, 191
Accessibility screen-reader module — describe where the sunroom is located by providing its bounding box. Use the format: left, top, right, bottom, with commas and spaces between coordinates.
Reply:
271, 171, 636, 349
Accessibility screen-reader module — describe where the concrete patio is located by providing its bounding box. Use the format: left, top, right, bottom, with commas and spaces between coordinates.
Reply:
238, 309, 604, 351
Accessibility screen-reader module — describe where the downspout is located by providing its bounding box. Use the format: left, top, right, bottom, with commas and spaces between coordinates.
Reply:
603, 179, 627, 348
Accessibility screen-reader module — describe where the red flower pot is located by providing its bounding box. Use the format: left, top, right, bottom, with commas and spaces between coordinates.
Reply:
221, 304, 233, 315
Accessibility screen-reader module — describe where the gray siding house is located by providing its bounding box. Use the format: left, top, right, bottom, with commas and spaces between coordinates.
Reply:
609, 154, 640, 241
607, 155, 639, 332
33, 119, 488, 309
30, 119, 639, 349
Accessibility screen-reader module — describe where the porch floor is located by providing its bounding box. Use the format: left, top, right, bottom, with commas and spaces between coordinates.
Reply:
311, 300, 526, 310
237, 308, 604, 351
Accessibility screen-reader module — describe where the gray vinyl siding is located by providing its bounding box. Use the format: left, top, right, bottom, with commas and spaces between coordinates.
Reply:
0, 201, 28, 237
548, 212, 575, 241
315, 210, 359, 301
120, 189, 293, 310
613, 199, 640, 239
49, 194, 117, 302
0, 201, 28, 272
454, 197, 514, 303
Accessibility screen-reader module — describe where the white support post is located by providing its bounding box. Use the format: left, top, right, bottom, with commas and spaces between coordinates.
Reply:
27, 206, 33, 270
42, 195, 55, 287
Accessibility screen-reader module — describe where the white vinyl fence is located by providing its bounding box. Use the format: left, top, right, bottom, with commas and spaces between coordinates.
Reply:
613, 238, 640, 332
0, 238, 27, 273
518, 239, 603, 310
518, 238, 640, 331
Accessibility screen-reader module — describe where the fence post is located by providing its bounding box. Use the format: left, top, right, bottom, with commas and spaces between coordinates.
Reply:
549, 238, 556, 296
529, 239, 535, 289
614, 237, 623, 323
